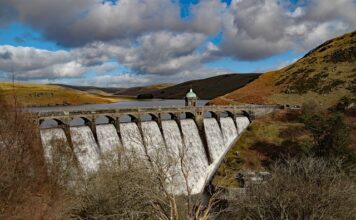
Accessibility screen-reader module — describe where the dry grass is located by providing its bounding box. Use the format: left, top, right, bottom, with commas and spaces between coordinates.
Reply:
0, 82, 129, 107
210, 31, 356, 109
223, 70, 279, 104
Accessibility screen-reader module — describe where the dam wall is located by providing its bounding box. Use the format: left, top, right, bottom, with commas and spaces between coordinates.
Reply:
40, 116, 250, 195
39, 105, 281, 194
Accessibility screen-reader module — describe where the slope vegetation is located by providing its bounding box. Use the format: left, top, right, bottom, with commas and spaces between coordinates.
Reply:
151, 73, 260, 99
53, 84, 124, 94
211, 31, 356, 108
57, 83, 174, 97
115, 83, 174, 96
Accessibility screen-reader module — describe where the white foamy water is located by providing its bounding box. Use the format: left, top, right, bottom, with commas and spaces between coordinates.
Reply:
220, 117, 238, 146
141, 121, 167, 164
119, 122, 145, 160
96, 124, 121, 164
180, 119, 210, 194
39, 115, 251, 195
236, 116, 250, 135
162, 120, 187, 195
70, 126, 101, 174
40, 128, 79, 186
40, 128, 69, 163
204, 118, 225, 163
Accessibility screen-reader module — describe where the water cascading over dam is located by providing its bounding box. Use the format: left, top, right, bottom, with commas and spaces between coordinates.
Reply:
40, 116, 250, 195
96, 124, 121, 164
71, 126, 101, 174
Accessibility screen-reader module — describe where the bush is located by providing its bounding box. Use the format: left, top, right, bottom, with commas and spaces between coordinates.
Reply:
68, 165, 164, 219
301, 100, 321, 115
137, 93, 154, 99
0, 97, 47, 216
301, 112, 355, 164
224, 157, 356, 220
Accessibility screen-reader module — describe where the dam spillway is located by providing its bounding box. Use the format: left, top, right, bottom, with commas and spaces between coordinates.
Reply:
71, 126, 101, 174
40, 115, 250, 195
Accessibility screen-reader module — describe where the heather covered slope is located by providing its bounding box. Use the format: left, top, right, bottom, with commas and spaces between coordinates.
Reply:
210, 31, 356, 108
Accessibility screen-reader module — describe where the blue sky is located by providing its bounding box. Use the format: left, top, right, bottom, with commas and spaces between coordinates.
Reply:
0, 22, 61, 51
0, 0, 354, 87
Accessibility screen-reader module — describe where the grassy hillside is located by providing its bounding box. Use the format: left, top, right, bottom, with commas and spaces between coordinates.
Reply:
213, 108, 356, 188
57, 83, 174, 97
53, 84, 125, 94
210, 31, 356, 108
114, 83, 175, 96
0, 82, 124, 107
150, 73, 260, 99
213, 111, 312, 187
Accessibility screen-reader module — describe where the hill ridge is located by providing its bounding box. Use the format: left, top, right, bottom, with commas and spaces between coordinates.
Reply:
210, 30, 356, 108
150, 73, 261, 100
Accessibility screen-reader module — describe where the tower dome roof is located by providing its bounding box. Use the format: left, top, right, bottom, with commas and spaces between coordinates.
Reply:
186, 88, 197, 99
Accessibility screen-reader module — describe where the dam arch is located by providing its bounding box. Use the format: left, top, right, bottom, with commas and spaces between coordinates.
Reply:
180, 112, 195, 120
203, 111, 212, 118
220, 110, 234, 118
160, 112, 175, 121
241, 110, 252, 122
204, 111, 221, 122
140, 113, 159, 122
69, 116, 92, 127
119, 114, 138, 123
95, 115, 116, 125
39, 118, 66, 129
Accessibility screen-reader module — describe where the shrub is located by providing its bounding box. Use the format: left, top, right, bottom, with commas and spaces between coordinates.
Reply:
0, 97, 47, 216
301, 112, 355, 164
301, 100, 321, 115
223, 157, 356, 220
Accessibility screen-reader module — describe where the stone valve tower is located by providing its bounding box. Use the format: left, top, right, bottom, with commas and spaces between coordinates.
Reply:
185, 88, 198, 107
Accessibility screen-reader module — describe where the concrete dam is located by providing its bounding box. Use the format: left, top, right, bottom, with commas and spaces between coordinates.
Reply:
38, 105, 281, 195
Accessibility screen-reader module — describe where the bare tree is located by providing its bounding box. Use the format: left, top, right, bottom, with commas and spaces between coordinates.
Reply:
0, 95, 47, 217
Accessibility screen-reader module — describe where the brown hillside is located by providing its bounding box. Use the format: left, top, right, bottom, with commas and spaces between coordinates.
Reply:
0, 82, 124, 107
210, 31, 356, 108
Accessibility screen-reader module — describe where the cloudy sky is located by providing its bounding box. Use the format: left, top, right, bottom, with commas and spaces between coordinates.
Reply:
0, 0, 355, 87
